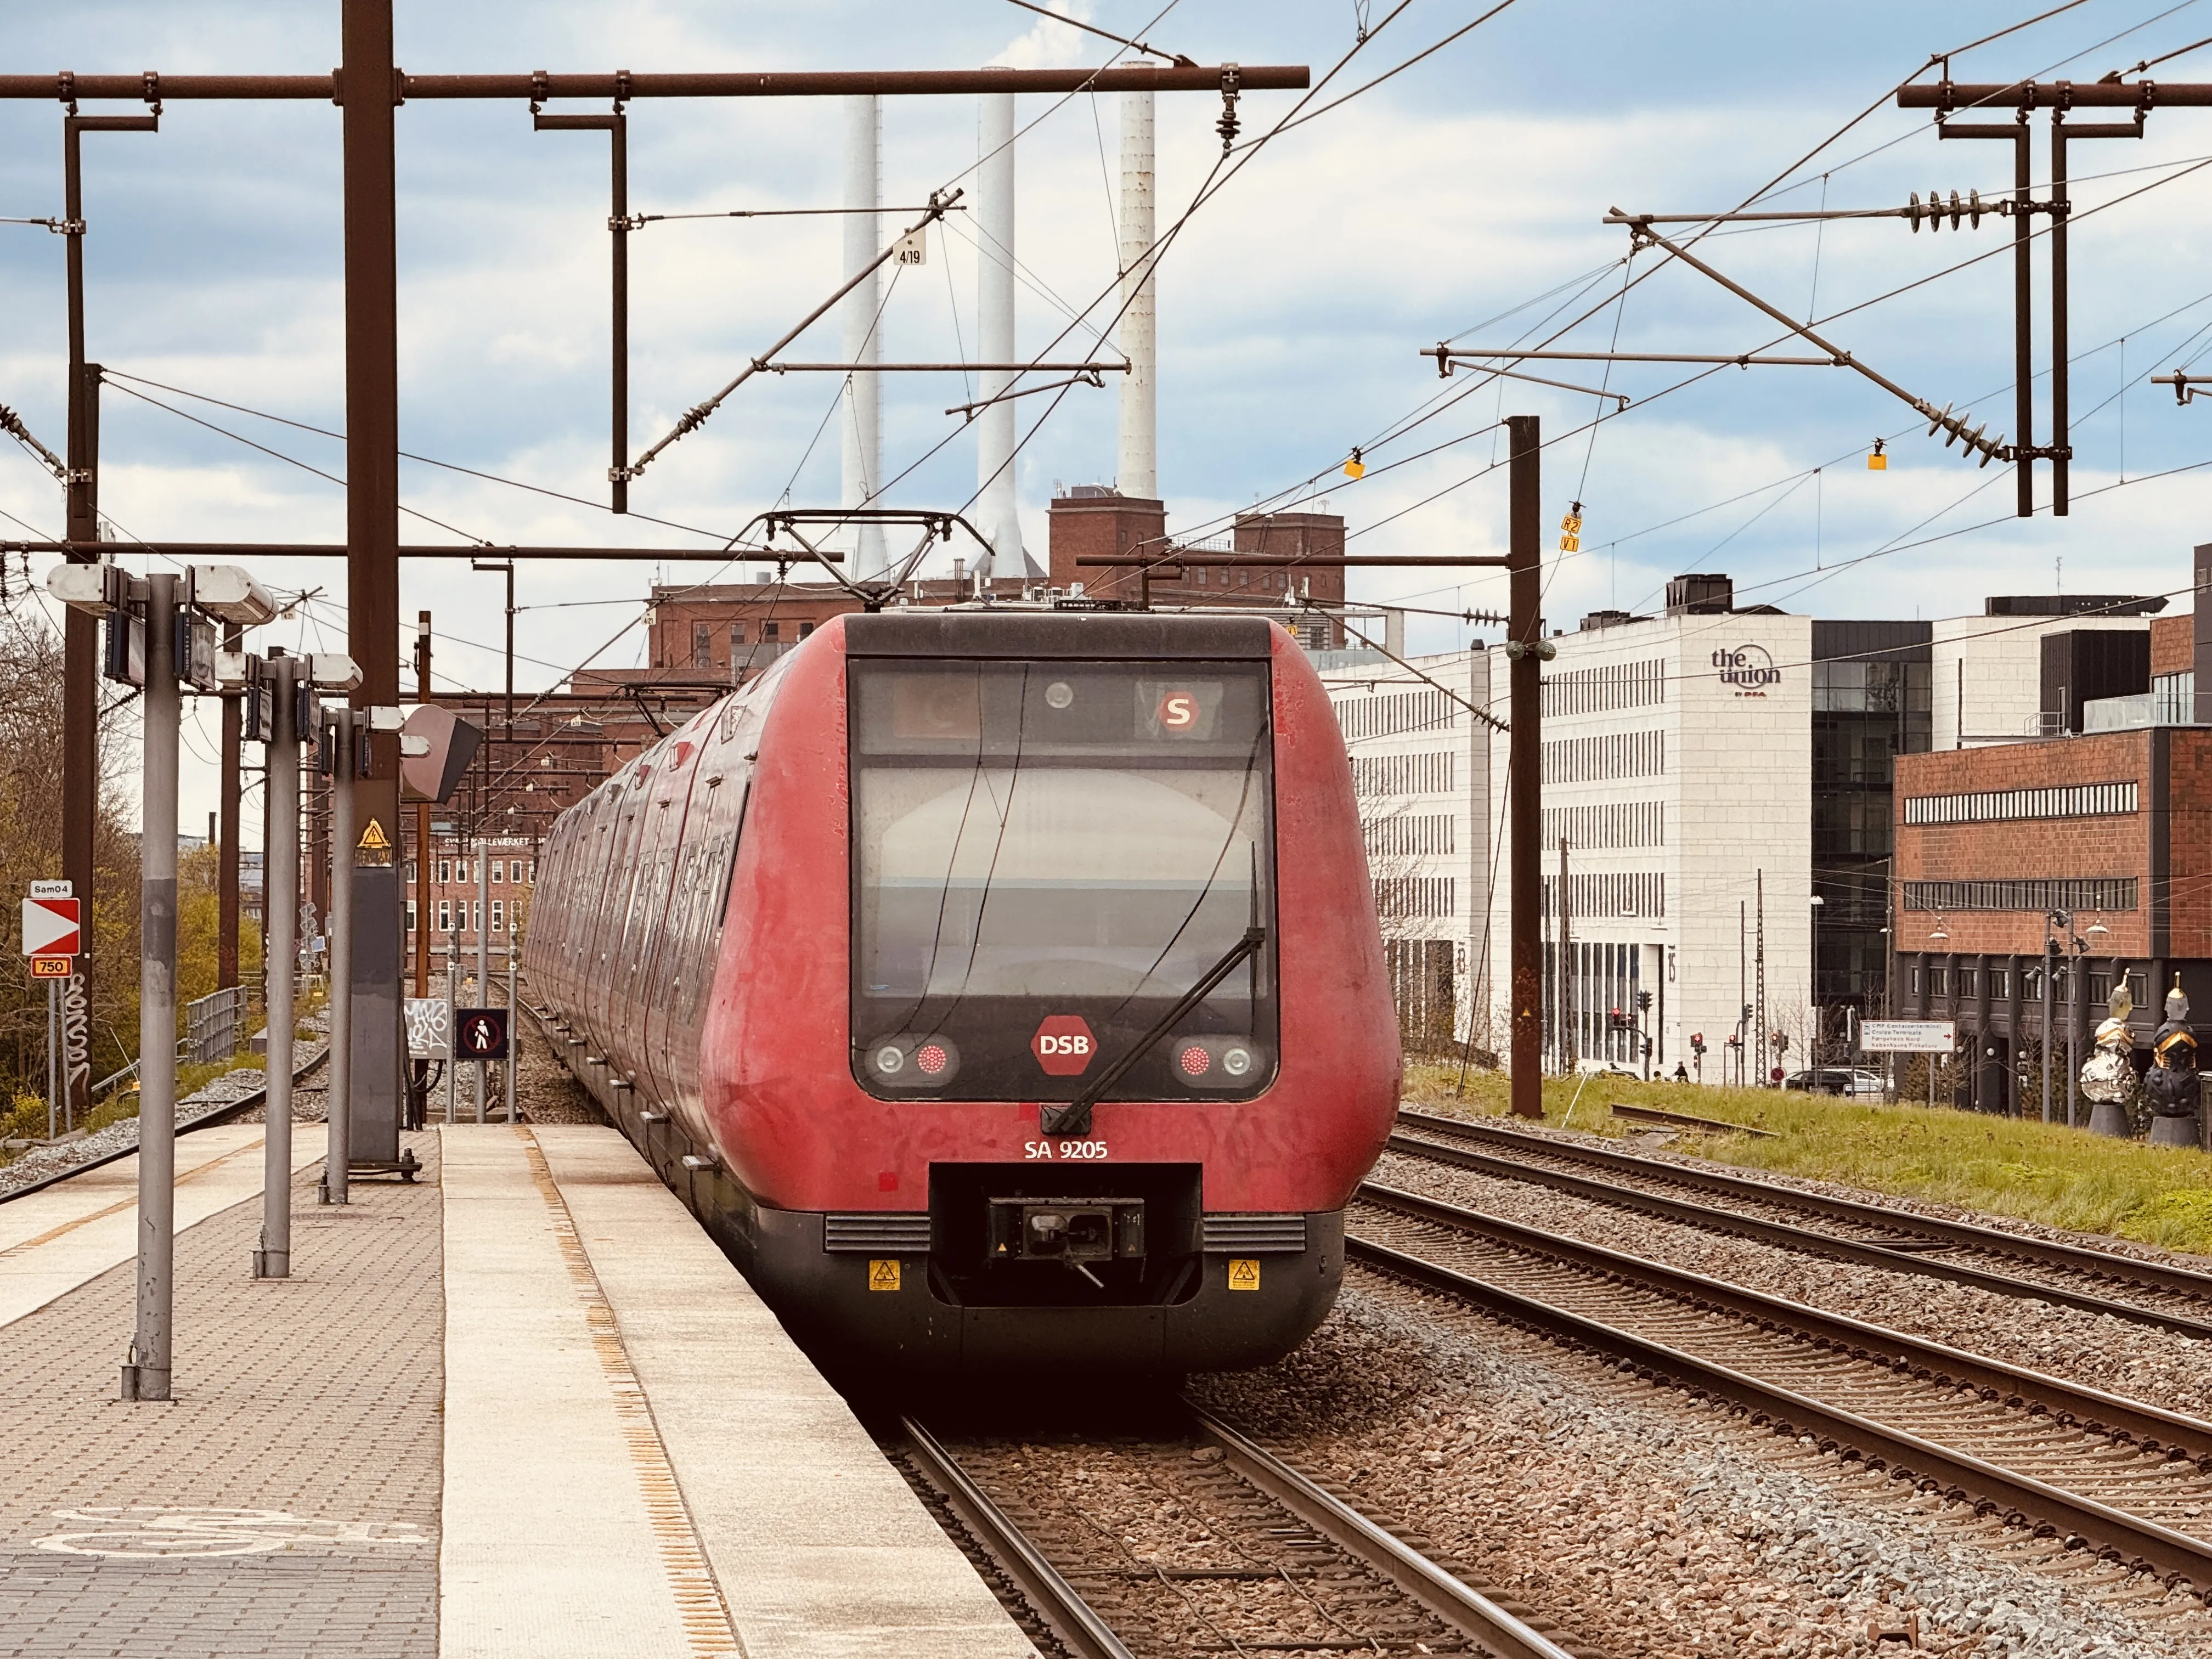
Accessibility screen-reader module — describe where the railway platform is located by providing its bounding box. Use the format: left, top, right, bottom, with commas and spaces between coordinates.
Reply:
0, 1121, 1036, 1659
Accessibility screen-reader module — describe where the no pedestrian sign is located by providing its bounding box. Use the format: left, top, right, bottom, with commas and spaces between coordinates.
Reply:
455, 1008, 510, 1061
21, 895, 81, 958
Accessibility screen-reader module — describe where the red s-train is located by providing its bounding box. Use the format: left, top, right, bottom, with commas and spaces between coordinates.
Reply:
524, 610, 1398, 1374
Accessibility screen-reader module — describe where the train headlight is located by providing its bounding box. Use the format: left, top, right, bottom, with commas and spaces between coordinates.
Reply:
1044, 680, 1075, 710
862, 1034, 961, 1088
1221, 1046, 1255, 1079
1169, 1035, 1266, 1090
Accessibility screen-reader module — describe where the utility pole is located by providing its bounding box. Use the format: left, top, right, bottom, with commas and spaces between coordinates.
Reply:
217, 622, 242, 992
1558, 835, 1574, 1075
531, 107, 629, 512
323, 706, 354, 1207
342, 0, 405, 1166
122, 572, 179, 1402
1739, 900, 1748, 1089
1756, 868, 1767, 1086
413, 611, 432, 1000
472, 560, 516, 727
255, 650, 304, 1279
1506, 414, 1545, 1120
59, 105, 156, 1133
476, 838, 490, 1124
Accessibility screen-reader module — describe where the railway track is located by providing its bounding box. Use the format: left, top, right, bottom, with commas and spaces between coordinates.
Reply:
0, 1046, 330, 1206
1392, 1108, 2212, 1341
893, 1404, 1592, 1659
1347, 1180, 2212, 1592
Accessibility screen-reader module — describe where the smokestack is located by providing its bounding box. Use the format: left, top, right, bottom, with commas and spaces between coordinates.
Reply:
1116, 89, 1157, 501
974, 90, 1023, 578
842, 94, 886, 575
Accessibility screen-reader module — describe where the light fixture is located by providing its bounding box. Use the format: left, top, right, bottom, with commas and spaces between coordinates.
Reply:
1809, 895, 1825, 907
1928, 916, 1950, 942
2087, 918, 2110, 939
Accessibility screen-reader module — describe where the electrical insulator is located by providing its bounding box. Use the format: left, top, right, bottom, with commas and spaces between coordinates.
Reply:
1344, 448, 1365, 481
1867, 437, 1887, 471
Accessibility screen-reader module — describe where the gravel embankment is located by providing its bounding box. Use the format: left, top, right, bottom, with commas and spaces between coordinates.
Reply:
508, 989, 602, 1125
1194, 1280, 2212, 1659
1427, 1108, 2212, 1274
0, 1040, 325, 1199
1374, 1145, 2212, 1421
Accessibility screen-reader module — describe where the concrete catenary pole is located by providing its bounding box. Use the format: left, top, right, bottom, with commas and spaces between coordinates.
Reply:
324, 706, 353, 1205
476, 840, 490, 1124
842, 94, 887, 576
445, 906, 460, 1124
257, 652, 300, 1279
1506, 415, 1543, 1120
1116, 88, 1157, 500
122, 572, 180, 1402
975, 89, 1022, 575
505, 932, 518, 1123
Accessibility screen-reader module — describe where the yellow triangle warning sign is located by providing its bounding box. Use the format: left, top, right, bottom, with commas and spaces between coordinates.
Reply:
357, 820, 391, 851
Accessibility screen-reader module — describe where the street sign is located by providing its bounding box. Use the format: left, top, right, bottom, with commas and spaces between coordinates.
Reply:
29, 879, 72, 899
29, 956, 71, 980
455, 1007, 510, 1062
1859, 1019, 1956, 1053
21, 896, 81, 958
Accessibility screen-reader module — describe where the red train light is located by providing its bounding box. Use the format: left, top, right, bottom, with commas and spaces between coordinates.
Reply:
1178, 1044, 1210, 1077
916, 1042, 949, 1076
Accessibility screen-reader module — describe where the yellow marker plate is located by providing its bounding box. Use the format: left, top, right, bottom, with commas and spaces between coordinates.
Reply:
868, 1259, 901, 1292
1227, 1258, 1260, 1291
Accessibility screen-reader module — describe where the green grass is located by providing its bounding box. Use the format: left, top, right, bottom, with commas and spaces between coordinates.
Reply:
79, 1055, 268, 1138
1403, 1063, 2212, 1260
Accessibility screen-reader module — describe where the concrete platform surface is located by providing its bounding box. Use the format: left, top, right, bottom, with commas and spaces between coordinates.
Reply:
0, 1125, 328, 1330
442, 1123, 1035, 1659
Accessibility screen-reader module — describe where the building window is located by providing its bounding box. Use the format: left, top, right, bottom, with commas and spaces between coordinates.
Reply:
405, 899, 417, 932
1910, 967, 1921, 995
764, 622, 781, 642
1989, 968, 2010, 998
1957, 968, 1979, 1000
472, 901, 482, 934
438, 860, 452, 885
510, 860, 524, 883
730, 622, 747, 647
404, 860, 417, 883
1904, 780, 2137, 826
799, 620, 816, 638
492, 900, 505, 934
438, 900, 452, 933
491, 859, 504, 884
1902, 878, 2136, 913
692, 622, 713, 668
1927, 966, 1949, 996
2090, 972, 2110, 1006
528, 861, 537, 883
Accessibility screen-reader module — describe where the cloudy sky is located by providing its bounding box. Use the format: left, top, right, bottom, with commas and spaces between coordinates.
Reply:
3, 1, 2211, 831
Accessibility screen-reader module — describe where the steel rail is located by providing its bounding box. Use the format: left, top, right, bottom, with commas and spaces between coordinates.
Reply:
897, 1417, 1139, 1659
1358, 1181, 2212, 1468
1346, 1195, 2212, 1590
1188, 1407, 1582, 1659
0, 1046, 330, 1206
1395, 1110, 2212, 1336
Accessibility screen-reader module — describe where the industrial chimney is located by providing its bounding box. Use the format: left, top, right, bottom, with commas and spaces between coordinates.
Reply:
842, 95, 887, 575
1116, 89, 1156, 501
974, 91, 1023, 575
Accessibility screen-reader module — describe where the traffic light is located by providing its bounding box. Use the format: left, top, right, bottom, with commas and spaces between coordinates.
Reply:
1609, 1007, 1627, 1032
1772, 1032, 1788, 1053
1690, 1032, 1706, 1054
1635, 990, 1653, 1013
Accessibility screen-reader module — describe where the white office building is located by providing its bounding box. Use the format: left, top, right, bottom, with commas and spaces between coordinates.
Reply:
1322, 580, 1813, 1081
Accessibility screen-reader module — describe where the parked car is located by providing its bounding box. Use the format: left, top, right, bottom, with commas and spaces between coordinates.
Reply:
1782, 1066, 1886, 1098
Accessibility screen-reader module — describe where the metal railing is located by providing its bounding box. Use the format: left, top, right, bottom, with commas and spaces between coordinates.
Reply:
181, 986, 251, 1066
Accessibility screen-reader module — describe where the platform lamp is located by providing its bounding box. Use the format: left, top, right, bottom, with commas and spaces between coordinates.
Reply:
1925, 916, 1950, 1109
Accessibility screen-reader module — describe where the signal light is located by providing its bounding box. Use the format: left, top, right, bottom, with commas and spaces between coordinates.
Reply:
1179, 1044, 1210, 1077
916, 1042, 949, 1076
1344, 447, 1366, 480
1868, 437, 1887, 471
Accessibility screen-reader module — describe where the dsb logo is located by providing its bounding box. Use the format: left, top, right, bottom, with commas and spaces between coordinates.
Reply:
1031, 1014, 1096, 1076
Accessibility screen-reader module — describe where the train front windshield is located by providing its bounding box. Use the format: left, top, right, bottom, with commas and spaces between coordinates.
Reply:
849, 658, 1278, 1103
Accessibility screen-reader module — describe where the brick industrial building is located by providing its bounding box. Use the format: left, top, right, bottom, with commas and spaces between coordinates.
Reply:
1893, 606, 2210, 1118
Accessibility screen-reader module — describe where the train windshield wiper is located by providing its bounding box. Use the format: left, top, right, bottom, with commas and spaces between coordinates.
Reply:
1040, 926, 1266, 1137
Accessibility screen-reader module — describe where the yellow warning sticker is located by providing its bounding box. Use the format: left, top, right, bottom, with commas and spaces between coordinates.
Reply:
868, 1259, 901, 1292
1227, 1258, 1261, 1292
356, 818, 394, 866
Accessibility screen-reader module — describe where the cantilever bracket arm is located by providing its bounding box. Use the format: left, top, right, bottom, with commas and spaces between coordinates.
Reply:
2154, 373, 2212, 404
1612, 215, 2016, 467
627, 189, 965, 479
